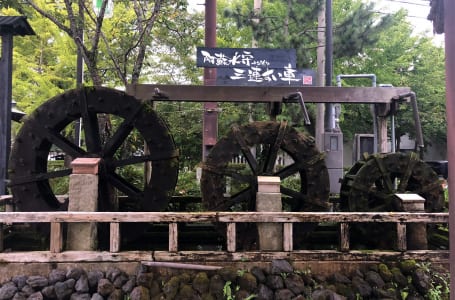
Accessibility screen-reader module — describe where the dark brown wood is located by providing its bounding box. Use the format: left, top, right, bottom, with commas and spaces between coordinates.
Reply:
126, 84, 411, 104
397, 223, 407, 252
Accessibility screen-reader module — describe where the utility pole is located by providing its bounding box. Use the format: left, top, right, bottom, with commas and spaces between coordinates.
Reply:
202, 0, 217, 160
315, 1, 326, 151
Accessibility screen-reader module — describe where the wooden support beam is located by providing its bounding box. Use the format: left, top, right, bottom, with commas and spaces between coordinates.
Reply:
50, 222, 63, 253
126, 84, 411, 104
340, 223, 350, 252
227, 223, 236, 252
397, 223, 407, 252
169, 223, 178, 252
110, 222, 120, 253
283, 223, 293, 252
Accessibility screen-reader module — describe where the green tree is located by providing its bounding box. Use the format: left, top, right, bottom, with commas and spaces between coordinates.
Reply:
1, 7, 75, 114
335, 9, 446, 154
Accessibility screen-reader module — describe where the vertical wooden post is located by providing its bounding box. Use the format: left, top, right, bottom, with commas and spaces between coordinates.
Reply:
110, 222, 120, 253
339, 222, 350, 252
50, 222, 63, 253
283, 223, 293, 251
169, 223, 178, 252
226, 222, 236, 252
396, 223, 407, 252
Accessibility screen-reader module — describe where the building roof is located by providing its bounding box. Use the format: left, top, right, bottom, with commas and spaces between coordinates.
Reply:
0, 16, 35, 36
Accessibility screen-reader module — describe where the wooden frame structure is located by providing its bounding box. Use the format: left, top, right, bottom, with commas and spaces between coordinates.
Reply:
0, 211, 448, 264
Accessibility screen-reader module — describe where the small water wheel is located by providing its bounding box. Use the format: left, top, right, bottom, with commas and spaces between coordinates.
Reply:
339, 152, 444, 249
200, 121, 330, 248
340, 152, 444, 212
9, 87, 178, 213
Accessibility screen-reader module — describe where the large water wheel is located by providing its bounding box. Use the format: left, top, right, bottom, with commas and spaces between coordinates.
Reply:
9, 87, 178, 213
200, 121, 330, 248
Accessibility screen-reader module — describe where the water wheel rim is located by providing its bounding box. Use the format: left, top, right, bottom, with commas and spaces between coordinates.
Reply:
9, 87, 178, 212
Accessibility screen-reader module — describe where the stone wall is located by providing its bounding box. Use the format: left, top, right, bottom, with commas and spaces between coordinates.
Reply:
0, 259, 449, 300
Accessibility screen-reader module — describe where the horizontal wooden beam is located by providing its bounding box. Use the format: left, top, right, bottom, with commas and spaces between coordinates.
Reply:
0, 211, 447, 223
0, 250, 446, 264
126, 84, 412, 104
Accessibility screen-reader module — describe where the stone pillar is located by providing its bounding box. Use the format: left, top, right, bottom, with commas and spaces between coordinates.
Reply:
256, 176, 282, 251
66, 158, 100, 250
396, 193, 427, 250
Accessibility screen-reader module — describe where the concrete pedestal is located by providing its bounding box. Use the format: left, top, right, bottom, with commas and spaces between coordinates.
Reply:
256, 176, 282, 251
66, 158, 100, 251
396, 193, 428, 250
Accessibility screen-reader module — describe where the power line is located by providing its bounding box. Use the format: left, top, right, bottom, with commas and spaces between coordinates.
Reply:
383, 0, 429, 7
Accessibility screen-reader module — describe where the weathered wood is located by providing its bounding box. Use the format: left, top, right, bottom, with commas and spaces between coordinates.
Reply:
283, 223, 293, 251
169, 223, 178, 252
0, 212, 219, 223
110, 222, 120, 253
153, 250, 449, 263
50, 222, 63, 253
215, 212, 448, 223
126, 84, 411, 104
339, 223, 350, 252
142, 261, 222, 270
227, 223, 236, 252
397, 223, 407, 252
0, 211, 447, 224
0, 249, 446, 264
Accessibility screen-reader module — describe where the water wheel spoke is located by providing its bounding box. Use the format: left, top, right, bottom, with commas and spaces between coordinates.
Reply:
281, 186, 328, 209
8, 169, 72, 186
397, 152, 419, 192
263, 121, 288, 174
42, 127, 86, 158
223, 187, 254, 209
280, 186, 306, 201
373, 156, 395, 193
232, 124, 258, 174
106, 172, 143, 199
102, 105, 144, 157
102, 121, 134, 157
111, 149, 179, 168
274, 162, 301, 180
80, 91, 102, 153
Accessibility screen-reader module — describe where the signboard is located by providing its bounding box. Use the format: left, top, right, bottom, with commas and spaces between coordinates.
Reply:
197, 47, 296, 69
216, 66, 316, 86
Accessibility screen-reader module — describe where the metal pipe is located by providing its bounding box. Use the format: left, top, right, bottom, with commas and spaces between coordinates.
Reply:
408, 92, 424, 157
336, 74, 378, 152
443, 0, 455, 294
335, 73, 377, 86
393, 92, 424, 158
